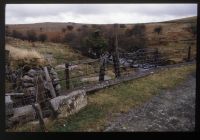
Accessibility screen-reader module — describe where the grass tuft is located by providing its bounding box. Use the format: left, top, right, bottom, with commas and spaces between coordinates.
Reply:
6, 45, 46, 68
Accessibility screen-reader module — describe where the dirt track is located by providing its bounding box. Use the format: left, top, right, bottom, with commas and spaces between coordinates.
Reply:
104, 72, 196, 132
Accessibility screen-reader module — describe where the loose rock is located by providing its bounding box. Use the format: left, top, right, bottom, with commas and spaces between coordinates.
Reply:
22, 75, 34, 83
6, 104, 37, 128
27, 69, 37, 77
22, 83, 34, 88
5, 96, 14, 116
55, 84, 61, 91
50, 90, 87, 118
26, 87, 36, 95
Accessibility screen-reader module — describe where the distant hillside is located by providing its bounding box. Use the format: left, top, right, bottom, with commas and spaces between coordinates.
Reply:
162, 16, 197, 23
6, 16, 197, 54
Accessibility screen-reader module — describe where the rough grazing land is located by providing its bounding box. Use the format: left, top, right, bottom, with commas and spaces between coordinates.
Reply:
105, 72, 195, 132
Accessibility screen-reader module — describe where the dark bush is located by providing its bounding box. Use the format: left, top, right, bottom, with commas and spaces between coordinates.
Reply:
82, 30, 108, 58
67, 25, 74, 31
120, 24, 126, 28
38, 34, 47, 42
50, 35, 61, 43
12, 30, 24, 39
118, 36, 146, 52
77, 28, 81, 32
92, 24, 98, 28
120, 24, 147, 52
82, 25, 88, 28
80, 37, 90, 56
20, 35, 28, 41
154, 26, 162, 35
132, 24, 146, 37
62, 28, 66, 33
26, 30, 37, 42
63, 33, 76, 43
125, 24, 146, 37
125, 28, 133, 37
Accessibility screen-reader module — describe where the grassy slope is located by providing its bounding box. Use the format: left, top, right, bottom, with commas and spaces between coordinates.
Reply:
6, 17, 197, 65
9, 64, 196, 132
5, 37, 88, 92
6, 37, 86, 67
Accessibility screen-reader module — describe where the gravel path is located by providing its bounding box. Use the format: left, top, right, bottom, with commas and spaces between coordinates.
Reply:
104, 72, 196, 132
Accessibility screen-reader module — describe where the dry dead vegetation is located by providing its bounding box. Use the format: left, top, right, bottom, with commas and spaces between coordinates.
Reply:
6, 44, 46, 68
6, 37, 86, 68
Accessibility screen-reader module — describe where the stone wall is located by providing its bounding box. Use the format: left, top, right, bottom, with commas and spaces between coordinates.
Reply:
50, 90, 87, 118
6, 89, 87, 129
6, 103, 37, 128
21, 66, 61, 98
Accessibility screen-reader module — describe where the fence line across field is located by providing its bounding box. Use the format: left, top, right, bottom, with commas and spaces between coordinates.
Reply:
6, 46, 195, 92
8, 46, 194, 61
57, 47, 194, 91
5, 44, 196, 131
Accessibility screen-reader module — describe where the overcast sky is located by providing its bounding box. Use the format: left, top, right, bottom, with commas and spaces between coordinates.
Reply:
6, 4, 197, 24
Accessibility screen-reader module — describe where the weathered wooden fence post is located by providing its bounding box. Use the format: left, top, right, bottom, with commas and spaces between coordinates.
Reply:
43, 67, 56, 98
36, 74, 58, 120
32, 103, 46, 132
154, 48, 158, 67
113, 24, 121, 78
113, 52, 121, 78
99, 58, 106, 81
65, 63, 70, 89
46, 100, 58, 119
187, 46, 191, 61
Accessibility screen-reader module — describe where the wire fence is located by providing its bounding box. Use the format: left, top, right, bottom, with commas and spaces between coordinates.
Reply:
6, 45, 196, 93
5, 44, 196, 130
39, 45, 196, 93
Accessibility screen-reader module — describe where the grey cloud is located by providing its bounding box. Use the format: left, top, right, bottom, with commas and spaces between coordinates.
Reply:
6, 4, 197, 24
6, 4, 107, 18
117, 4, 197, 16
